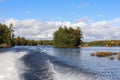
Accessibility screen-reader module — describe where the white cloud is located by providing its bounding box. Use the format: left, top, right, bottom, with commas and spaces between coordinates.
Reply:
81, 19, 120, 41
3, 18, 61, 40
1, 18, 120, 41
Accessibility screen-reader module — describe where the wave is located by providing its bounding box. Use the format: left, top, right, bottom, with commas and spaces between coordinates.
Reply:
46, 59, 109, 80
22, 49, 109, 80
0, 50, 28, 80
0, 47, 111, 80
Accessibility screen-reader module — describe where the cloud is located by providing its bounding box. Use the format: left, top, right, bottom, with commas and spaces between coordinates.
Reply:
81, 19, 120, 41
3, 18, 62, 40
1, 18, 120, 41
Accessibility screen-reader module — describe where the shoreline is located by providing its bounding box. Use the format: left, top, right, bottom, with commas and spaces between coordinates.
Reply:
0, 44, 12, 48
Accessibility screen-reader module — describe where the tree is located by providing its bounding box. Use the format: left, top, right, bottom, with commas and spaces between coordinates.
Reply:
0, 23, 10, 44
15, 36, 27, 45
53, 26, 83, 47
0, 23, 15, 47
85, 40, 120, 47
9, 23, 15, 46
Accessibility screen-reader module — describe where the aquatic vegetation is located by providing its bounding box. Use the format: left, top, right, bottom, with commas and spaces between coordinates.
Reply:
96, 52, 117, 57
108, 56, 115, 60
90, 53, 95, 56
90, 51, 120, 60
117, 52, 120, 60
91, 52, 118, 57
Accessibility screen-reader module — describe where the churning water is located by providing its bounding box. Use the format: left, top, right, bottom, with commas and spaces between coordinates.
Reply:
0, 50, 27, 80
0, 46, 120, 80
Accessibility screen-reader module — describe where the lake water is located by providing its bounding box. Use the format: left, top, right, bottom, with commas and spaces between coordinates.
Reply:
0, 46, 120, 80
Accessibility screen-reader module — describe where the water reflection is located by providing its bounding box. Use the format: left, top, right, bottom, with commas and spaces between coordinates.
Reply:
51, 48, 82, 61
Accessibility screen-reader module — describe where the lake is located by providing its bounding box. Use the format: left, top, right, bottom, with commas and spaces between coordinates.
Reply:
0, 46, 120, 80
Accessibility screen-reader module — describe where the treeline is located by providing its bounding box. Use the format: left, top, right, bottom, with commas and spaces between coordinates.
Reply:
15, 36, 53, 46
0, 23, 15, 47
0, 23, 53, 47
84, 40, 120, 47
1, 22, 120, 47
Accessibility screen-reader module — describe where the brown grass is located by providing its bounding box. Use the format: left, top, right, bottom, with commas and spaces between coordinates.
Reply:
91, 52, 118, 57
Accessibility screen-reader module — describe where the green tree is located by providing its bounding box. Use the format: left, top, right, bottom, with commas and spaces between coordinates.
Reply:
15, 36, 27, 45
0, 23, 15, 47
9, 23, 15, 46
85, 40, 120, 47
0, 24, 10, 44
53, 26, 82, 47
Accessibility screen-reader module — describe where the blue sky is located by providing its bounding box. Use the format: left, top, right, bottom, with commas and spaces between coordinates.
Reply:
0, 0, 120, 41
0, 0, 120, 21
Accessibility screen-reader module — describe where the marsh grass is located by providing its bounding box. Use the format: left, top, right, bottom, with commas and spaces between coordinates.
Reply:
95, 52, 118, 57
117, 52, 120, 60
91, 51, 119, 60
108, 56, 115, 60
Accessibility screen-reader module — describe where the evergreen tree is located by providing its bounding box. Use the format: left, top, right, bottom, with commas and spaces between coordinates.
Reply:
9, 23, 15, 46
53, 26, 83, 47
0, 23, 15, 47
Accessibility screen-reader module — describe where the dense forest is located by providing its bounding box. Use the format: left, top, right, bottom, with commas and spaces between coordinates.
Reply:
15, 38, 120, 47
14, 36, 53, 46
53, 26, 82, 47
0, 23, 15, 47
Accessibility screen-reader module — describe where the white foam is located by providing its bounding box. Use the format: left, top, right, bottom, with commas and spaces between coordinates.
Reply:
0, 51, 27, 80
47, 60, 61, 80
47, 60, 106, 80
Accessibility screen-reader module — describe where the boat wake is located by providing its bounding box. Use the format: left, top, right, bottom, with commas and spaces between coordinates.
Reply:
0, 47, 110, 80
21, 49, 109, 80
0, 50, 27, 80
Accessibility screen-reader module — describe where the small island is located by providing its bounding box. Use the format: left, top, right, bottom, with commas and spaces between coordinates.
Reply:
53, 26, 82, 48
91, 51, 120, 60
